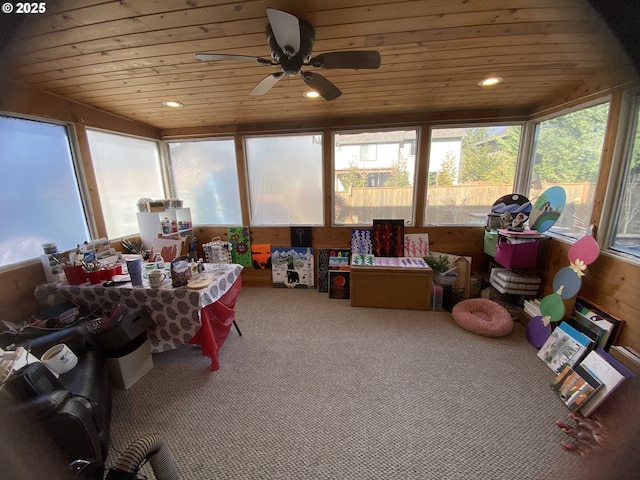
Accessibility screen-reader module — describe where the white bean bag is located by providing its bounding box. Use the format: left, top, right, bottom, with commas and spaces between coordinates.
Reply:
452, 298, 513, 337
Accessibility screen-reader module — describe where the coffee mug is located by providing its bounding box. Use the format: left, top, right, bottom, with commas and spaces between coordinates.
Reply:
148, 270, 167, 288
41, 343, 78, 377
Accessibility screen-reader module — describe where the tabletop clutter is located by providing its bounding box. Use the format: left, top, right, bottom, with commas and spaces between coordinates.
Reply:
40, 236, 231, 289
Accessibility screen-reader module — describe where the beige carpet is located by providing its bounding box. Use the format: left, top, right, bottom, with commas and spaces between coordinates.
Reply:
108, 287, 583, 479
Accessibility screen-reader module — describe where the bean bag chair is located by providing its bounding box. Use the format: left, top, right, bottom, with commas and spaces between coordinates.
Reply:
451, 298, 513, 337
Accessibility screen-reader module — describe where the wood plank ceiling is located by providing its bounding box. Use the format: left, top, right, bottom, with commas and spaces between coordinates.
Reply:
1, 0, 637, 131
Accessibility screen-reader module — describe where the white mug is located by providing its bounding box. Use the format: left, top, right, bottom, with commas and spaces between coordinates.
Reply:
148, 270, 167, 288
41, 343, 78, 377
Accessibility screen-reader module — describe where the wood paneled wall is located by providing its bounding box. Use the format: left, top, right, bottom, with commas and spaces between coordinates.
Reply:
542, 239, 640, 348
0, 262, 47, 323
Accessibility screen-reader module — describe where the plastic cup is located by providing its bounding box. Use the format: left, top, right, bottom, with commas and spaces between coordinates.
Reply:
126, 256, 143, 286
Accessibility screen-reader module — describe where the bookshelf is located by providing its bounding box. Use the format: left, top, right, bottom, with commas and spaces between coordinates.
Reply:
136, 208, 192, 250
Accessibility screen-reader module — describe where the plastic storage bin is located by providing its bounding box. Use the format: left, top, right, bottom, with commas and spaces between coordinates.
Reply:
483, 230, 499, 257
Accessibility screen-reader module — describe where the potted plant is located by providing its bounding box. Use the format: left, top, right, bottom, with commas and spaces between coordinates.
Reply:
424, 253, 457, 285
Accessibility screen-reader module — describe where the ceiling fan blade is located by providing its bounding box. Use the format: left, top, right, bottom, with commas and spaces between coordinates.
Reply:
196, 53, 272, 65
266, 8, 300, 57
250, 72, 284, 96
302, 72, 342, 101
309, 51, 381, 69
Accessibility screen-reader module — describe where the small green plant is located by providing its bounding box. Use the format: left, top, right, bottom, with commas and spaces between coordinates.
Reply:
424, 253, 451, 273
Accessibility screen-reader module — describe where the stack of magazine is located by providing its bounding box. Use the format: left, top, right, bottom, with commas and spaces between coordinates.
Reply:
537, 299, 635, 416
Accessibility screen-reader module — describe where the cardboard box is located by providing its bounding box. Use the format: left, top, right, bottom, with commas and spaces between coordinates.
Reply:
350, 265, 432, 310
107, 338, 153, 389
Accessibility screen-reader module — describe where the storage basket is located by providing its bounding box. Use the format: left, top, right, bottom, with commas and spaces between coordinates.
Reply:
202, 237, 233, 265
489, 268, 541, 295
494, 237, 539, 269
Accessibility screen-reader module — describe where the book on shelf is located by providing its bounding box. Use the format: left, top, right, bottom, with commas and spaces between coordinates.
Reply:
609, 345, 640, 375
573, 298, 624, 350
523, 299, 541, 318
620, 345, 640, 360
565, 317, 600, 347
578, 350, 627, 417
537, 321, 594, 374
596, 348, 637, 379
551, 363, 602, 412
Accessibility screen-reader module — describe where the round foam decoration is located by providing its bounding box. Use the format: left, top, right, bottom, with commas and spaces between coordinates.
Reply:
452, 298, 513, 338
539, 292, 565, 324
568, 233, 600, 266
529, 186, 566, 232
526, 315, 552, 348
552, 266, 582, 299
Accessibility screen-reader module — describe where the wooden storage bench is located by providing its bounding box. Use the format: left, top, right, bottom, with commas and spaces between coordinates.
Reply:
350, 265, 433, 310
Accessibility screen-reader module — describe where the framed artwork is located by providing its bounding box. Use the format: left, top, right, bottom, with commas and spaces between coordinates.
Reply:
317, 249, 350, 292
404, 233, 429, 258
329, 271, 350, 299
271, 247, 314, 288
351, 229, 372, 255
372, 219, 404, 257
228, 226, 252, 267
290, 226, 312, 247
251, 244, 272, 269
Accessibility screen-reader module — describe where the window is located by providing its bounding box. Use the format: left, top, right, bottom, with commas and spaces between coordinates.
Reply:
245, 134, 323, 226
609, 93, 640, 258
529, 102, 610, 238
425, 125, 522, 225
87, 129, 164, 239
168, 139, 242, 225
334, 129, 418, 225
0, 115, 90, 267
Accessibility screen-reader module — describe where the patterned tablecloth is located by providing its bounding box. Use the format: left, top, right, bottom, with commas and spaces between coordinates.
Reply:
34, 264, 244, 363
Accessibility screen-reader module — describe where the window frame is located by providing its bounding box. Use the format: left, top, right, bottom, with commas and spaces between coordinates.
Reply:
600, 89, 640, 264
86, 127, 168, 240
244, 132, 325, 227
332, 127, 421, 227
524, 97, 612, 242
423, 122, 524, 226
0, 112, 95, 269
165, 136, 243, 226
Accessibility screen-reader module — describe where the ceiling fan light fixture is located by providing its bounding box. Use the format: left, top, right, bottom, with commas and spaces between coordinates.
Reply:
195, 9, 380, 100
304, 90, 320, 98
478, 76, 503, 87
162, 100, 184, 108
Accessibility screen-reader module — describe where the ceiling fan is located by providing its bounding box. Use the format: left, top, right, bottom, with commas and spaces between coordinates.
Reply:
195, 8, 381, 100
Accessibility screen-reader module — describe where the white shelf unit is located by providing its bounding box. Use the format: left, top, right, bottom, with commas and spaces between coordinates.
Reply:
136, 208, 192, 249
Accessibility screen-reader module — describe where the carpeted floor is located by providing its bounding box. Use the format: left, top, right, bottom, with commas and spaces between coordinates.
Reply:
108, 287, 584, 479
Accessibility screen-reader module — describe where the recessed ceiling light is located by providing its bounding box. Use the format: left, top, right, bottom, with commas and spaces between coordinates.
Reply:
303, 90, 320, 98
162, 100, 184, 108
478, 77, 504, 87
